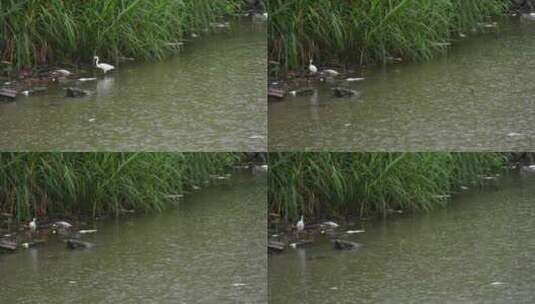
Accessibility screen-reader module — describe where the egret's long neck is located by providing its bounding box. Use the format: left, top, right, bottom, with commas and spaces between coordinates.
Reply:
95, 57, 99, 65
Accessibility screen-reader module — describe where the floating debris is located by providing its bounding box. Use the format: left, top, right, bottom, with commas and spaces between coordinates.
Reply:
78, 230, 98, 234
432, 194, 451, 199
268, 240, 286, 253
321, 221, 339, 228
54, 69, 72, 76
345, 77, 365, 82
0, 88, 17, 101
346, 230, 365, 234
507, 132, 524, 137
22, 240, 45, 248
323, 69, 340, 77
231, 283, 248, 287
78, 78, 97, 82
431, 42, 451, 47
490, 281, 506, 286
249, 135, 265, 140
344, 123, 352, 127
88, 118, 96, 123
0, 239, 17, 252
268, 87, 285, 99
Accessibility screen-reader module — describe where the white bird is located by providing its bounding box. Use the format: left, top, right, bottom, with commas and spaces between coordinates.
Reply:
308, 59, 318, 74
296, 215, 305, 232
29, 218, 37, 232
93, 56, 115, 74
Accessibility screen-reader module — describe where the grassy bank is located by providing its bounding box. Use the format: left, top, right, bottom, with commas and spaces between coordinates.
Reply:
0, 153, 240, 221
269, 153, 507, 221
0, 0, 245, 70
269, 0, 510, 75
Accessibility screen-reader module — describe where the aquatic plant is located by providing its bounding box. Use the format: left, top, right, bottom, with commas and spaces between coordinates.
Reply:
269, 0, 510, 75
0, 153, 240, 220
0, 0, 245, 70
269, 153, 507, 221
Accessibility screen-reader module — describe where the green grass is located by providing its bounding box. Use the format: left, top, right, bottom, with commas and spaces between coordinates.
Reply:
269, 0, 510, 75
269, 153, 508, 221
0, 0, 245, 70
0, 153, 240, 221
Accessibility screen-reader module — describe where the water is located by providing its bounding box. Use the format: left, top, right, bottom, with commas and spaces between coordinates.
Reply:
269, 171, 535, 303
0, 19, 266, 151
269, 18, 535, 151
0, 172, 267, 304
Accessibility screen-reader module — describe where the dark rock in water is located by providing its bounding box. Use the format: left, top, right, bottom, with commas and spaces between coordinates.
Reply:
65, 87, 89, 98
66, 239, 94, 249
0, 239, 17, 252
0, 88, 17, 101
331, 87, 358, 98
332, 239, 361, 250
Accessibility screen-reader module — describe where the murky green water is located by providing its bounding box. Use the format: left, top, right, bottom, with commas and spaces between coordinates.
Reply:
0, 172, 266, 304
0, 19, 266, 151
269, 172, 535, 303
269, 18, 535, 151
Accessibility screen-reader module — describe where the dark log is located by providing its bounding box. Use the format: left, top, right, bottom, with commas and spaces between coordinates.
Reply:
22, 240, 46, 248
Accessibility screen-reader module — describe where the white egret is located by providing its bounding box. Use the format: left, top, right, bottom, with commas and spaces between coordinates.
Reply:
29, 218, 37, 232
93, 56, 115, 73
296, 215, 305, 232
308, 59, 318, 74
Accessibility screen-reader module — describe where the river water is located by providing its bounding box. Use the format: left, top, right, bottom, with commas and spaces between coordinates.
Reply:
269, 171, 535, 303
269, 18, 535, 151
0, 19, 266, 151
0, 172, 266, 304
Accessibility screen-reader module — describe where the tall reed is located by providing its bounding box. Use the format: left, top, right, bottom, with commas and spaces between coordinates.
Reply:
269, 153, 507, 221
0, 153, 240, 220
0, 0, 244, 70
269, 0, 509, 74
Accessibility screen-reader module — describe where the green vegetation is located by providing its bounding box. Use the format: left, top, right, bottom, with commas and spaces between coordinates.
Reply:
269, 153, 508, 221
269, 0, 510, 75
0, 0, 245, 70
0, 153, 240, 220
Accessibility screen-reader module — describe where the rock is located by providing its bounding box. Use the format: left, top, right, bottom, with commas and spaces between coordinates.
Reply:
331, 87, 358, 98
66, 239, 94, 250
332, 239, 361, 250
65, 87, 89, 98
